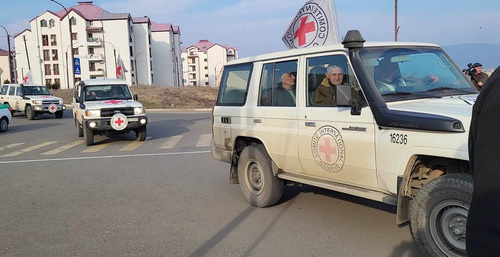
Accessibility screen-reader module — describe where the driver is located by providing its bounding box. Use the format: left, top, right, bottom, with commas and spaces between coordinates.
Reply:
374, 58, 439, 93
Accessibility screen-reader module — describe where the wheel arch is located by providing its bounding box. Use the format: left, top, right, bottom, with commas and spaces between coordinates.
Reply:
396, 154, 470, 224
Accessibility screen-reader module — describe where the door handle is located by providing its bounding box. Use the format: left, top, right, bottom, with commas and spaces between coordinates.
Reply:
305, 122, 316, 127
254, 119, 262, 124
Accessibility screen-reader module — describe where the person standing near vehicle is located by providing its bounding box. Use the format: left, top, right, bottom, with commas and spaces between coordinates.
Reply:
467, 66, 500, 256
470, 63, 489, 90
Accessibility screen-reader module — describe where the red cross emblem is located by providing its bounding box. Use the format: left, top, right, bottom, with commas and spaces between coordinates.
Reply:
114, 117, 124, 126
319, 137, 337, 163
104, 100, 123, 104
294, 16, 315, 47
50, 105, 56, 111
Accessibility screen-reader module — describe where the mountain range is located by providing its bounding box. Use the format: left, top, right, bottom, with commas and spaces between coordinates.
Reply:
443, 43, 500, 72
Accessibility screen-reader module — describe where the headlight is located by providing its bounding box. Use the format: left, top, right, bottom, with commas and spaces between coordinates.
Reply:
134, 107, 146, 115
32, 100, 42, 104
59, 100, 64, 104
85, 109, 101, 117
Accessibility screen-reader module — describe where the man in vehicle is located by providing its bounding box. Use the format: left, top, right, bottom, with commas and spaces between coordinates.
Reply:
273, 72, 296, 106
313, 65, 344, 106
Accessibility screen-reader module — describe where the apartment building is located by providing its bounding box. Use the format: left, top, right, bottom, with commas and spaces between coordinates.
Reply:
182, 40, 238, 87
0, 48, 14, 85
13, 1, 182, 89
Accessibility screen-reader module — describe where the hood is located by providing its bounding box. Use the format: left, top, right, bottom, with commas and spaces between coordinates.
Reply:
27, 95, 63, 101
388, 94, 477, 130
84, 100, 144, 109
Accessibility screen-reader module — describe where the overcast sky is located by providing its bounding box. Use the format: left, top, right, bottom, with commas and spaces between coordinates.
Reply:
0, 0, 499, 57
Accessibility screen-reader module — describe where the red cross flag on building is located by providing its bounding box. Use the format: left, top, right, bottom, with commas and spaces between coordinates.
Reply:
116, 54, 127, 80
282, 0, 338, 49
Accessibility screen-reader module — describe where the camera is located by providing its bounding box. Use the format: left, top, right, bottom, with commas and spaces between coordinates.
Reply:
463, 63, 477, 77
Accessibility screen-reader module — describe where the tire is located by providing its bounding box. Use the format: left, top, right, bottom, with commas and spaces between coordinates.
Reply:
83, 123, 94, 146
410, 173, 473, 257
135, 127, 146, 141
237, 144, 284, 207
26, 105, 35, 120
0, 117, 8, 132
75, 119, 83, 137
55, 111, 63, 119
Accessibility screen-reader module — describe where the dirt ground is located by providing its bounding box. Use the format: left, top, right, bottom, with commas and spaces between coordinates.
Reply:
52, 86, 218, 109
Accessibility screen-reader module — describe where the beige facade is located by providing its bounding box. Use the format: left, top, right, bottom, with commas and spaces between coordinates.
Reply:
13, 1, 182, 89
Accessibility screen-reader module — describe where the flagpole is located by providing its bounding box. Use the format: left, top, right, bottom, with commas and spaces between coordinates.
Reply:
332, 0, 341, 41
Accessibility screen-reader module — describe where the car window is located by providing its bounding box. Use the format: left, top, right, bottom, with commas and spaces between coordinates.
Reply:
258, 60, 298, 107
8, 86, 15, 96
216, 63, 253, 106
0, 85, 8, 95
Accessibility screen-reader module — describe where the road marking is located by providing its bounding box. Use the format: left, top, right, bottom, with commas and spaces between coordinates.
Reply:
82, 142, 112, 153
119, 137, 152, 151
196, 134, 212, 147
42, 140, 84, 155
0, 143, 25, 151
159, 135, 183, 149
1, 141, 58, 157
0, 150, 212, 164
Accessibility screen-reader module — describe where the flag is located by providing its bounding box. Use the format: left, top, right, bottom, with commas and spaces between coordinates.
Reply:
116, 54, 127, 80
23, 70, 33, 84
282, 0, 337, 49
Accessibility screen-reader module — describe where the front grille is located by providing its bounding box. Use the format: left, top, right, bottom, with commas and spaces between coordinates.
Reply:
101, 107, 134, 117
42, 100, 60, 104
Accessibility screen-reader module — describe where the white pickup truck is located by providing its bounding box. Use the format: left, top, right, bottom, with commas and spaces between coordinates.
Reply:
0, 84, 65, 119
72, 79, 148, 146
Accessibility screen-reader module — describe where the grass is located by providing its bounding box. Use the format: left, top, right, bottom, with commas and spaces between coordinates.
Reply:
52, 86, 219, 109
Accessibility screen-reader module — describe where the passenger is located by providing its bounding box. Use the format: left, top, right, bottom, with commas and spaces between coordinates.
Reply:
274, 72, 296, 106
313, 65, 344, 106
110, 87, 124, 98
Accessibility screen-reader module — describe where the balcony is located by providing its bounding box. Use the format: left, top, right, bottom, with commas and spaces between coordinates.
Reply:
86, 53, 104, 62
86, 26, 103, 32
87, 37, 102, 47
89, 68, 105, 76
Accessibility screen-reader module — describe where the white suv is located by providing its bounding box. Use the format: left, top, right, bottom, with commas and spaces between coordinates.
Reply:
0, 84, 65, 119
72, 79, 148, 146
212, 30, 477, 257
0, 103, 12, 132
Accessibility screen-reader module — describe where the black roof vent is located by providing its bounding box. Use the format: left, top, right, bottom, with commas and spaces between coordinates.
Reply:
342, 30, 365, 49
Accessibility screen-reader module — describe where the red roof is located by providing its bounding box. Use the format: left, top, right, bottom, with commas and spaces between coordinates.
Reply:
55, 1, 129, 21
0, 49, 9, 56
151, 22, 172, 32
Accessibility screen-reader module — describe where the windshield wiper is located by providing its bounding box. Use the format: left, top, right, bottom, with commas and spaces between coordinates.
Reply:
382, 91, 441, 98
426, 87, 476, 94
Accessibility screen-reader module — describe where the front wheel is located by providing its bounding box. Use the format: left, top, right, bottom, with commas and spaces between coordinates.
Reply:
55, 111, 63, 119
26, 105, 35, 120
237, 144, 284, 207
135, 127, 146, 141
75, 119, 83, 137
83, 124, 94, 146
0, 117, 8, 132
410, 173, 473, 257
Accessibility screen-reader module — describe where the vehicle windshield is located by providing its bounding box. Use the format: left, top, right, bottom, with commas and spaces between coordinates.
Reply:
84, 84, 132, 101
359, 46, 478, 102
24, 86, 51, 96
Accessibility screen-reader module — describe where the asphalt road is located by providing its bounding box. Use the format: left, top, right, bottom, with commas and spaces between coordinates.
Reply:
0, 110, 423, 257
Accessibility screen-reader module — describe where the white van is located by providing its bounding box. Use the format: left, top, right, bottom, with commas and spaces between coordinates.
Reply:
212, 30, 477, 257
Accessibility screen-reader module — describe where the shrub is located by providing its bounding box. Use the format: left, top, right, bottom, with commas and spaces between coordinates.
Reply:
52, 82, 60, 90
46, 82, 52, 89
3, 79, 10, 84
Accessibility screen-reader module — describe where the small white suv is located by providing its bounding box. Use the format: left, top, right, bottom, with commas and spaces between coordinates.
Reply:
0, 103, 12, 132
212, 30, 478, 257
72, 79, 147, 146
0, 84, 65, 119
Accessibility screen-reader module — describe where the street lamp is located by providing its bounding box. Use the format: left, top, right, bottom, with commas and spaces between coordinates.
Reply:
51, 0, 76, 85
134, 51, 146, 86
102, 40, 117, 79
0, 25, 14, 83
65, 44, 82, 89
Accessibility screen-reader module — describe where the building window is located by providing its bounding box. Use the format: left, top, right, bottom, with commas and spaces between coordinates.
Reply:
205, 66, 208, 70
204, 58, 207, 62
205, 82, 209, 86
71, 33, 77, 41
49, 19, 55, 27
41, 19, 47, 27
43, 50, 50, 61
50, 35, 57, 46
42, 35, 49, 46
88, 48, 94, 54
53, 64, 60, 75
52, 50, 58, 60
45, 64, 51, 75
46, 79, 52, 85
130, 46, 133, 56
205, 74, 208, 77
70, 17, 76, 26
73, 48, 79, 55
89, 62, 96, 71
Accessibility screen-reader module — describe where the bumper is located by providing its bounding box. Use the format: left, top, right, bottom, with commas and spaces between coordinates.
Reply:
85, 116, 148, 132
212, 147, 233, 163
32, 104, 66, 112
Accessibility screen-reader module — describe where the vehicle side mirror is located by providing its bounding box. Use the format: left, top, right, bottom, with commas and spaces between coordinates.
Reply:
336, 84, 352, 107
80, 103, 85, 109
133, 94, 138, 101
74, 91, 80, 103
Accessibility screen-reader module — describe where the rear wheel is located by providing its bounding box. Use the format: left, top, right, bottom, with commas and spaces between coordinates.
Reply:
75, 119, 83, 137
26, 105, 35, 120
0, 117, 8, 132
237, 144, 284, 207
135, 127, 146, 141
55, 111, 63, 119
83, 124, 94, 146
410, 173, 473, 257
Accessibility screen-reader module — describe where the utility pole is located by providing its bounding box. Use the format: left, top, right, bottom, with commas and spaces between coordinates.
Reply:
395, 0, 400, 41
0, 25, 14, 83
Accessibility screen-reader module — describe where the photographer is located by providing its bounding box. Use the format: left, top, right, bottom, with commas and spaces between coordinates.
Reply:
467, 63, 489, 90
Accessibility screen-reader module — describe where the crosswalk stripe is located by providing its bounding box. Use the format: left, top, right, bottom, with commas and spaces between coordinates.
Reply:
82, 142, 111, 153
119, 137, 152, 151
1, 141, 58, 157
159, 135, 183, 149
0, 143, 25, 151
195, 134, 212, 147
42, 140, 84, 155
